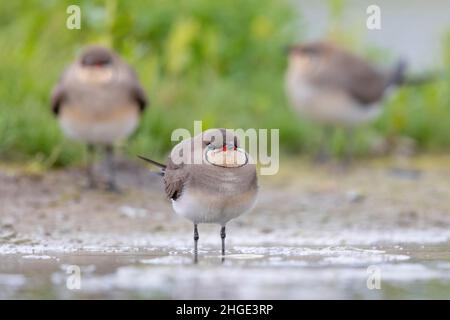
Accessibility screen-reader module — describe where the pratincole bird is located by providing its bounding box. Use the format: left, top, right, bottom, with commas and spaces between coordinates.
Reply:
51, 45, 148, 191
285, 41, 406, 162
139, 128, 258, 262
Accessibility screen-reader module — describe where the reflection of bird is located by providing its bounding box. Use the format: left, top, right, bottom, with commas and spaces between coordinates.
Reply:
51, 46, 148, 191
285, 41, 406, 162
139, 129, 258, 262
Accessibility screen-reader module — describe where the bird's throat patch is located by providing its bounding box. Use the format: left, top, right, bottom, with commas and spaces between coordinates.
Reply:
78, 68, 113, 84
205, 149, 248, 168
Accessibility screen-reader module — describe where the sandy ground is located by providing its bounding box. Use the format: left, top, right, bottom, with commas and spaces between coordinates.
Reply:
0, 155, 449, 299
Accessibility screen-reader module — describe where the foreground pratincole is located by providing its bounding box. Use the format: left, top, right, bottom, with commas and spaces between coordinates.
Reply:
51, 45, 148, 191
285, 41, 406, 161
139, 129, 258, 262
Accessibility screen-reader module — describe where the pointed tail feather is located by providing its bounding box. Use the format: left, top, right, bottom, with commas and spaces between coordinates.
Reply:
138, 155, 166, 168
138, 155, 166, 176
386, 59, 444, 90
387, 59, 407, 88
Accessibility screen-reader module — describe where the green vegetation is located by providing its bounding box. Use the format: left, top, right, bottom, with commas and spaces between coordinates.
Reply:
0, 0, 449, 168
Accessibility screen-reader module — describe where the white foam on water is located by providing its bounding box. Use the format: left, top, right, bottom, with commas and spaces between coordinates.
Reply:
140, 256, 192, 265
74, 261, 450, 299
231, 246, 410, 266
234, 246, 385, 256
0, 242, 141, 255
0, 274, 26, 287
0, 244, 79, 255
320, 253, 410, 265
377, 263, 450, 281
436, 262, 450, 270
247, 229, 450, 246
0, 228, 448, 256
22, 255, 57, 260
222, 254, 265, 260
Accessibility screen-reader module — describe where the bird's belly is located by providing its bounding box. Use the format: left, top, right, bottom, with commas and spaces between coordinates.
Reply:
59, 104, 139, 144
289, 87, 381, 127
172, 188, 257, 225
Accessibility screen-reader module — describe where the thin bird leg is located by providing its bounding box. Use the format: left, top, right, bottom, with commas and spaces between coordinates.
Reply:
220, 225, 226, 260
194, 224, 199, 263
86, 144, 97, 189
104, 145, 118, 192
315, 126, 332, 164
343, 128, 355, 166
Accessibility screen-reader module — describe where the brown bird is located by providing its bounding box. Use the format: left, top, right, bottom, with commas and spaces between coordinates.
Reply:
139, 129, 258, 262
285, 41, 405, 161
51, 45, 148, 191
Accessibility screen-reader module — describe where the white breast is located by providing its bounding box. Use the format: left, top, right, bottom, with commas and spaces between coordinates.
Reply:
172, 188, 257, 226
59, 105, 139, 144
285, 72, 382, 127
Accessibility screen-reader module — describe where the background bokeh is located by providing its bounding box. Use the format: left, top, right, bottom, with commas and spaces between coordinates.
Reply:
0, 0, 449, 169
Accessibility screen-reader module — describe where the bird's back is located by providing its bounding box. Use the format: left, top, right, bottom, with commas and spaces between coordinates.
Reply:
309, 47, 389, 105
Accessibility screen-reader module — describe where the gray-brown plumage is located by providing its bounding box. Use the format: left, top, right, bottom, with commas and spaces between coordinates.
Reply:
51, 45, 148, 190
139, 129, 258, 261
285, 41, 406, 161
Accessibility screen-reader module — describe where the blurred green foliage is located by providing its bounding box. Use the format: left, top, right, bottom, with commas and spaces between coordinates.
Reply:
0, 0, 449, 168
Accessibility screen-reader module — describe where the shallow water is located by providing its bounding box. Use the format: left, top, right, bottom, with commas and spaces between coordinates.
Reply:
1, 241, 449, 299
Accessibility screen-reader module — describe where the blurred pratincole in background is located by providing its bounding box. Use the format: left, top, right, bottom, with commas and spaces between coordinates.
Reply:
139, 129, 258, 262
285, 41, 406, 162
51, 45, 148, 191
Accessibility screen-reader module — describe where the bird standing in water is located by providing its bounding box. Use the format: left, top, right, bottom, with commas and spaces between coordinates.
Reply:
285, 41, 406, 162
139, 129, 258, 262
51, 45, 148, 191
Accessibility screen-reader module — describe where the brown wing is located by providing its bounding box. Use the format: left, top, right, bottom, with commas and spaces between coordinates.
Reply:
163, 156, 189, 201
131, 84, 148, 112
50, 68, 69, 115
125, 65, 148, 112
50, 84, 67, 115
339, 55, 387, 105
313, 49, 388, 105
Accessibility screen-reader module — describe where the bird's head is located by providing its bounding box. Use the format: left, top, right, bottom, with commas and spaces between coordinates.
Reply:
80, 46, 114, 67
77, 45, 115, 83
285, 41, 332, 72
